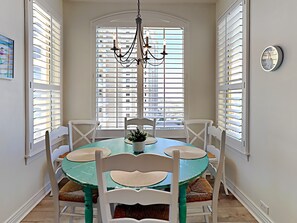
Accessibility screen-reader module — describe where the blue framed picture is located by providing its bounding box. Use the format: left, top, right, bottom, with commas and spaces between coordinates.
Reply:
0, 34, 14, 79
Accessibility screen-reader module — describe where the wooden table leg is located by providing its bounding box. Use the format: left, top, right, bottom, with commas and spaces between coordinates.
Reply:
84, 187, 93, 223
179, 183, 188, 223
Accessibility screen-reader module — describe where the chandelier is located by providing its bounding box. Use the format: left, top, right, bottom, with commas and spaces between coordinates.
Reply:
111, 0, 167, 67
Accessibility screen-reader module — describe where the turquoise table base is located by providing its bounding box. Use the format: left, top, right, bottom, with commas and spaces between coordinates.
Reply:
62, 137, 208, 223
84, 187, 93, 222
179, 183, 188, 223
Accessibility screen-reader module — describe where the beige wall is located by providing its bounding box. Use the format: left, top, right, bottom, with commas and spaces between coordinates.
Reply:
0, 0, 62, 222
217, 1, 297, 222
63, 1, 216, 124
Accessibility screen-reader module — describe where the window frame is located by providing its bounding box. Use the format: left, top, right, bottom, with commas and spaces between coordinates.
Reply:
216, 0, 249, 156
91, 11, 189, 139
25, 0, 63, 160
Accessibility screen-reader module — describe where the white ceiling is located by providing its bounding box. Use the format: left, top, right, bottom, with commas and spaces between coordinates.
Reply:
66, 0, 216, 3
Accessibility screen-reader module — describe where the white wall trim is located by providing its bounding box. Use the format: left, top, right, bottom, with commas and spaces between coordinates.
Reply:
4, 182, 51, 223
226, 177, 274, 223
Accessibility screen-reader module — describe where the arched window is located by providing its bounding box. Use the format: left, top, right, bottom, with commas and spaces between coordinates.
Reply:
91, 11, 187, 131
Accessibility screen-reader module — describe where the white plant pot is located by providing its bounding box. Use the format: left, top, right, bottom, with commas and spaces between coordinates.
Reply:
132, 141, 145, 153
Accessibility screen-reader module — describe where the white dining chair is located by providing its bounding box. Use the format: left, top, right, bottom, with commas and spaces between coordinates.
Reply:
48, 125, 71, 171
184, 119, 228, 195
68, 120, 100, 150
45, 126, 100, 222
124, 117, 156, 138
184, 119, 213, 146
55, 120, 100, 165
95, 150, 180, 223
186, 126, 226, 223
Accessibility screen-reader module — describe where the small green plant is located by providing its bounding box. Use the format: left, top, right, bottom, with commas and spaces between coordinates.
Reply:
128, 127, 147, 142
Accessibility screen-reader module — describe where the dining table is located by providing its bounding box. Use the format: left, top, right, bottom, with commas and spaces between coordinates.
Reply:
62, 137, 209, 223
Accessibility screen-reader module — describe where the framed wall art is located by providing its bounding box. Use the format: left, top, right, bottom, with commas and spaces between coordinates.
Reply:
0, 34, 14, 79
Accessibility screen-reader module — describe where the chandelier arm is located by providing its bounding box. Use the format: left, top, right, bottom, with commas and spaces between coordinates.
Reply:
120, 27, 138, 59
147, 59, 165, 66
114, 54, 132, 64
119, 42, 136, 63
114, 52, 138, 67
126, 58, 138, 67
119, 59, 137, 67
147, 50, 165, 60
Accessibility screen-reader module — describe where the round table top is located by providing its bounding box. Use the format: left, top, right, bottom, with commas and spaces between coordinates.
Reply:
62, 137, 209, 189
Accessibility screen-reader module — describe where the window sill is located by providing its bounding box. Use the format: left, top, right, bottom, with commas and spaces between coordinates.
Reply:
226, 144, 250, 161
25, 148, 46, 165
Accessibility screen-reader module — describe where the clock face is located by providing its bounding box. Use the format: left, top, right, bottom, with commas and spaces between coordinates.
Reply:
260, 46, 283, 72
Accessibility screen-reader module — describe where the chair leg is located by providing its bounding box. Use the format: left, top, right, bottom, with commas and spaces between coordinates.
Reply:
222, 162, 229, 195
95, 202, 103, 223
202, 206, 209, 223
69, 207, 75, 223
212, 209, 218, 223
110, 203, 115, 217
53, 202, 60, 223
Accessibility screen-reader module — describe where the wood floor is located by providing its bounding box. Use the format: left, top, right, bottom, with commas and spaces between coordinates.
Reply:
22, 180, 258, 223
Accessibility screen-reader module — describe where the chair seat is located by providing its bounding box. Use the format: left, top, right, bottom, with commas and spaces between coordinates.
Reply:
59, 180, 98, 203
207, 152, 216, 159
59, 152, 70, 159
186, 178, 213, 203
114, 204, 169, 220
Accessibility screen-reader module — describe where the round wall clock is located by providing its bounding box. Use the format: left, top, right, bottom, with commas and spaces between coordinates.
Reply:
260, 45, 283, 72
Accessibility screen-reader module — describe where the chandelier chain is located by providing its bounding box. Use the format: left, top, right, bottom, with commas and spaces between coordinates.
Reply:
137, 0, 141, 18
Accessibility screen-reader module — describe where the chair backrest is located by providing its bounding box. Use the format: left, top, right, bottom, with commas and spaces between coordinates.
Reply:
124, 117, 157, 138
205, 124, 226, 204
68, 120, 100, 150
45, 126, 70, 199
184, 119, 213, 148
95, 151, 180, 223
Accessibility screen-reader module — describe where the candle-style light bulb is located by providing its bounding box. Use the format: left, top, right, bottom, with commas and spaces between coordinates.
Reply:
146, 30, 149, 45
113, 33, 116, 48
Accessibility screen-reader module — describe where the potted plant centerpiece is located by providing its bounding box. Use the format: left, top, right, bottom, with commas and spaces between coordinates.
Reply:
128, 127, 147, 153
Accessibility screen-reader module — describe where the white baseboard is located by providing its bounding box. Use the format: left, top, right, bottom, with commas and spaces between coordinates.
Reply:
4, 182, 51, 223
226, 178, 274, 223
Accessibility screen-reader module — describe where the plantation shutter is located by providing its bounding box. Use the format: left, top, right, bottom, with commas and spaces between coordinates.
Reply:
96, 27, 184, 129
217, 0, 249, 154
28, 1, 62, 153
144, 27, 184, 129
96, 27, 138, 129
